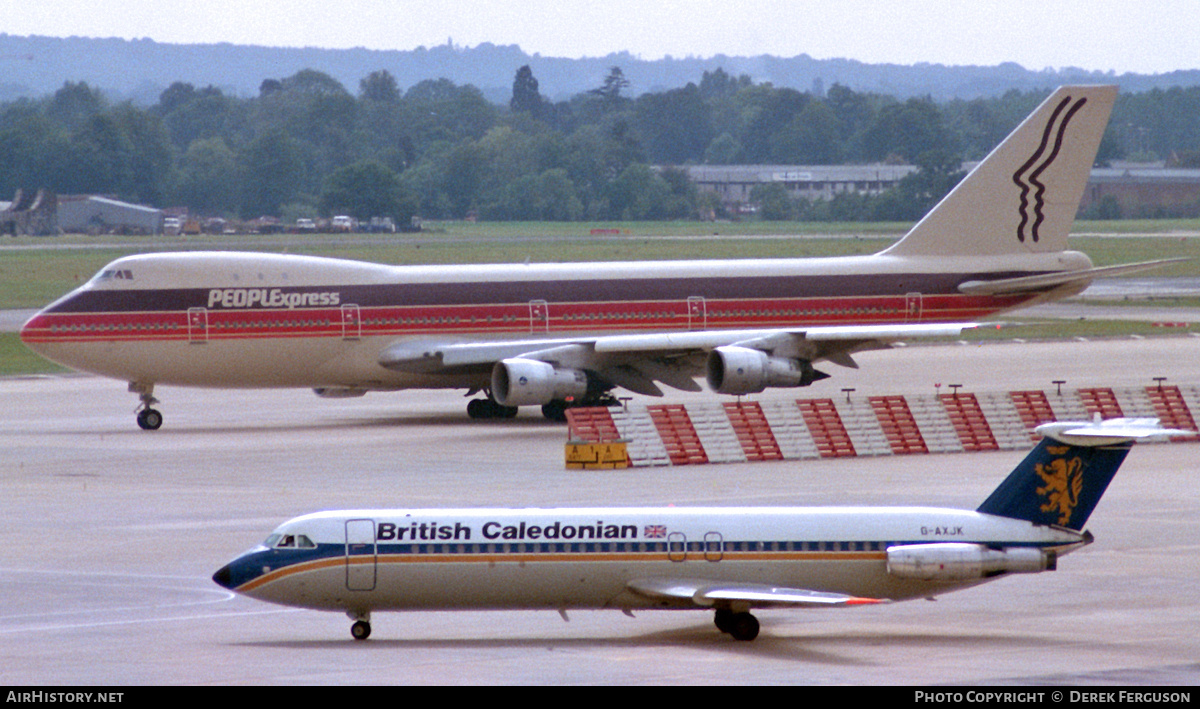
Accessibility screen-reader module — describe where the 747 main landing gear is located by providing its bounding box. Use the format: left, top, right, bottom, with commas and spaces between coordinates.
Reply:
714, 609, 760, 641
466, 396, 518, 420
541, 392, 621, 422
467, 390, 621, 422
129, 382, 163, 430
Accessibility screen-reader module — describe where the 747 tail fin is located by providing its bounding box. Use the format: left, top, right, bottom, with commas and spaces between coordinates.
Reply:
883, 85, 1117, 259
977, 418, 1189, 530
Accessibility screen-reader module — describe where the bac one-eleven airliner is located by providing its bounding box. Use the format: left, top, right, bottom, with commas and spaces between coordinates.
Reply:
213, 417, 1186, 641
19, 85, 1174, 428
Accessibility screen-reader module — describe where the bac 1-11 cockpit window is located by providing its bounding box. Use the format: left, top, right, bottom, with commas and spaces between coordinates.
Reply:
264, 533, 317, 549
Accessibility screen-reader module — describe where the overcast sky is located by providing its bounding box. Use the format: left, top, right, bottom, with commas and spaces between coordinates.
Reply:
4, 0, 1199, 74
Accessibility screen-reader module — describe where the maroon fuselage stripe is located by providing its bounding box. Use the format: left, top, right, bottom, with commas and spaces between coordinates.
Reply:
22, 289, 1031, 344
36, 271, 1038, 314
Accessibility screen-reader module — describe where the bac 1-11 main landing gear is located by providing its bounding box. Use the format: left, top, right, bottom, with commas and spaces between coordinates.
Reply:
348, 611, 372, 640
714, 608, 760, 641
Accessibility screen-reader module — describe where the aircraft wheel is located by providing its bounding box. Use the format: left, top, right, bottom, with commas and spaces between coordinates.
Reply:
713, 608, 734, 634
350, 620, 372, 641
136, 408, 163, 431
727, 612, 759, 641
541, 400, 569, 422
468, 398, 519, 419
467, 398, 489, 419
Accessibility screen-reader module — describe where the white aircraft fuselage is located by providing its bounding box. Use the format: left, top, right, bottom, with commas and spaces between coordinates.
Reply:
215, 418, 1181, 641
215, 505, 1082, 612
23, 85, 1159, 427
19, 248, 1089, 390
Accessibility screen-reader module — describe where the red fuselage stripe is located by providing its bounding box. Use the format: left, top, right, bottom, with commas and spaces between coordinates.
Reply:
21, 293, 1027, 343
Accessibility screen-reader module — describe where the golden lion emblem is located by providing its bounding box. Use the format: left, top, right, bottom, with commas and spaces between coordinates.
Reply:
1035, 446, 1084, 525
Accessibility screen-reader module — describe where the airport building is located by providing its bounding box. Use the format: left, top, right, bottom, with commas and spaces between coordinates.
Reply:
2, 191, 164, 236
676, 163, 1200, 217
678, 164, 918, 209
57, 195, 163, 235
1079, 163, 1200, 217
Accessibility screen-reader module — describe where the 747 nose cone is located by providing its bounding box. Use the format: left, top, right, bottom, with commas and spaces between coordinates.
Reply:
18, 310, 64, 366
18, 311, 46, 348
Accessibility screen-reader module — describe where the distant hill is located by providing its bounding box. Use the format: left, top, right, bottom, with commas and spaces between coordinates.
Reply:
2, 33, 1199, 104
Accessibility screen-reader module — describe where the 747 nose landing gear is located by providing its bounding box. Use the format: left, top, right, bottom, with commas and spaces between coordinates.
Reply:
136, 408, 163, 430
129, 382, 163, 430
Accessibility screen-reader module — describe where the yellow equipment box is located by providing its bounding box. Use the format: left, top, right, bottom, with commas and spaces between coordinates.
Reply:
565, 441, 630, 469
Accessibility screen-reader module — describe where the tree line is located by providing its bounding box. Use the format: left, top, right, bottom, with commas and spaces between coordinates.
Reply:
2, 65, 1199, 225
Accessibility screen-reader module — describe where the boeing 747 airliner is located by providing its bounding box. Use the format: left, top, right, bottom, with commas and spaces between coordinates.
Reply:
21, 85, 1174, 428
213, 417, 1186, 641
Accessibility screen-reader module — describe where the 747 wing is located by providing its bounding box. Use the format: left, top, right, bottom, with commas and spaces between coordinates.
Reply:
378, 322, 984, 409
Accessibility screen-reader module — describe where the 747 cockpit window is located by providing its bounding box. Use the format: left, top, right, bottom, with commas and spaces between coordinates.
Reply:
90, 268, 134, 284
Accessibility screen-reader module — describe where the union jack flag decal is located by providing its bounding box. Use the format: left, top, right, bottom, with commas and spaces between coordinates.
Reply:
644, 525, 667, 538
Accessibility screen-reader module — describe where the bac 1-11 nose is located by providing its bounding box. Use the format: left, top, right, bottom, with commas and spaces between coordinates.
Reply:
212, 564, 235, 590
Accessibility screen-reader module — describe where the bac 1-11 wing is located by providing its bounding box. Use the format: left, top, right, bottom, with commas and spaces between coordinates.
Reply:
626, 577, 887, 609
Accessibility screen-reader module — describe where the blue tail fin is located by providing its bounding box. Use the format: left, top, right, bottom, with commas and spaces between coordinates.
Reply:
976, 437, 1131, 530
976, 418, 1185, 530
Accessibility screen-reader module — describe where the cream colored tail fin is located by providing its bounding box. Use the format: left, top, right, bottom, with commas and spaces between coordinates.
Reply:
883, 85, 1117, 258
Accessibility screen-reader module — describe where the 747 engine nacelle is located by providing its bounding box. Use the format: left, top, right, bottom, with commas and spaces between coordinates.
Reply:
491, 358, 590, 407
705, 346, 828, 396
886, 543, 1054, 581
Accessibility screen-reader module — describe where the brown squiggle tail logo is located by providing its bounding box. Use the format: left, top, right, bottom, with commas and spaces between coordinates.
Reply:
1012, 96, 1089, 243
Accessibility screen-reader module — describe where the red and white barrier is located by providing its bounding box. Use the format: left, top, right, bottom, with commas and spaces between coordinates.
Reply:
566, 384, 1200, 467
